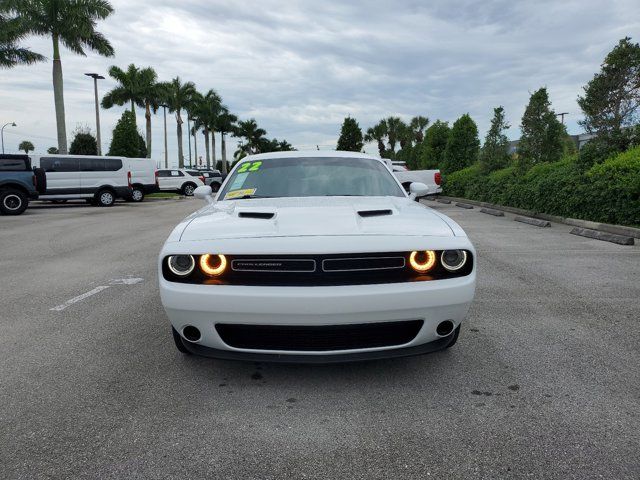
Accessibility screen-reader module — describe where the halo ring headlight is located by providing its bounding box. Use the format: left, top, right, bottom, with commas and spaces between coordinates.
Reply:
440, 250, 468, 271
168, 255, 195, 276
199, 254, 228, 276
409, 250, 437, 273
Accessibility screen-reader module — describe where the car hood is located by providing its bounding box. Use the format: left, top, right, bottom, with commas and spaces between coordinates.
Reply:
179, 196, 455, 241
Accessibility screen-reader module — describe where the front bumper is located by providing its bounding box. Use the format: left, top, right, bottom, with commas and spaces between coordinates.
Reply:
160, 273, 475, 358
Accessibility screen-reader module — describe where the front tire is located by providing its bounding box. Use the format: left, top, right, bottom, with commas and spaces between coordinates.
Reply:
0, 189, 28, 215
172, 327, 192, 354
444, 325, 461, 349
95, 189, 115, 207
182, 182, 196, 196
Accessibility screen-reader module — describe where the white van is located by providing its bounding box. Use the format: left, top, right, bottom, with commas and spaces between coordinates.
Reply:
30, 155, 132, 207
125, 158, 159, 202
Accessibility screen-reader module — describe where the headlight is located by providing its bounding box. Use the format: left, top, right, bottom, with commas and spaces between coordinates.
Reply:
199, 254, 228, 276
409, 250, 436, 273
167, 255, 195, 276
440, 250, 468, 271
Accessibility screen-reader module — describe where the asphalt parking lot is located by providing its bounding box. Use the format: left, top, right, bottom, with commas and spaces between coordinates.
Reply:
1, 198, 639, 479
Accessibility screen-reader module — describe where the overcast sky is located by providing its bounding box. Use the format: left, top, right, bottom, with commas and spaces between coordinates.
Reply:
1, 0, 638, 165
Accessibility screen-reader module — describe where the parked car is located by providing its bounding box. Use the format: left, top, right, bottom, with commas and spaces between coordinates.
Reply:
186, 169, 223, 191
392, 167, 442, 196
29, 155, 132, 207
156, 169, 205, 196
125, 157, 159, 202
159, 151, 476, 362
0, 154, 46, 215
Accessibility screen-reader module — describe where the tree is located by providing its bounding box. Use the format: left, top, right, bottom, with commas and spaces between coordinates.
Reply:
419, 120, 450, 169
336, 117, 364, 152
233, 119, 267, 155
443, 114, 480, 174
479, 106, 511, 173
0, 13, 45, 68
47, 146, 58, 154
384, 117, 405, 154
18, 140, 34, 153
410, 116, 429, 143
517, 87, 564, 169
102, 64, 162, 158
69, 126, 97, 155
4, 0, 115, 154
107, 110, 146, 158
578, 37, 640, 156
160, 77, 196, 168
190, 89, 223, 170
217, 110, 238, 173
364, 121, 388, 157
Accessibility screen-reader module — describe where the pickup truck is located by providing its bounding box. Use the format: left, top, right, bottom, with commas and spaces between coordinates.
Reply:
0, 154, 46, 215
383, 160, 442, 196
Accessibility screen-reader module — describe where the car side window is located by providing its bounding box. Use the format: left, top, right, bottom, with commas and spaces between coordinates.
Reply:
104, 159, 122, 171
41, 157, 79, 172
0, 158, 28, 171
171, 170, 183, 176
157, 170, 169, 177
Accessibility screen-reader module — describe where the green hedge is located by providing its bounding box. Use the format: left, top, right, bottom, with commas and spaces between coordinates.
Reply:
443, 147, 640, 226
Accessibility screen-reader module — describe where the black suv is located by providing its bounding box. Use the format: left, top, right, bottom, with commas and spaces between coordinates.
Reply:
0, 154, 46, 215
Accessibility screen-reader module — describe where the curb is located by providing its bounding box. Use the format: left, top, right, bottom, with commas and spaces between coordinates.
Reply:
514, 216, 551, 228
456, 202, 474, 209
570, 227, 634, 246
479, 207, 504, 217
436, 199, 451, 204
435, 195, 640, 239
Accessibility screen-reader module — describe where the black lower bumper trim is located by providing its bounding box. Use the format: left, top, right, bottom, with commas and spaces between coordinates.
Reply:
179, 334, 455, 364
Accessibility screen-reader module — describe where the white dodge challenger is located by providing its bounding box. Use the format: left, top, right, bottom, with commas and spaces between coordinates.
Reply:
159, 151, 476, 362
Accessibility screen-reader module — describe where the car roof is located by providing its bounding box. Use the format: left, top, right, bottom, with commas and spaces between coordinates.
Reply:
241, 150, 382, 162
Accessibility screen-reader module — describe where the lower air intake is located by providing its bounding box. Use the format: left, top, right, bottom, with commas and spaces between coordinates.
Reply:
215, 320, 423, 351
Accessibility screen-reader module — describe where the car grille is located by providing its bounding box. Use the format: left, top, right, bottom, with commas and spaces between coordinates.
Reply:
215, 320, 424, 351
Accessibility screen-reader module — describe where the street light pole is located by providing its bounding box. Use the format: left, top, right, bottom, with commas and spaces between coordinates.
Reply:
85, 73, 105, 155
161, 105, 168, 168
187, 116, 192, 168
1, 122, 17, 154
557, 112, 569, 124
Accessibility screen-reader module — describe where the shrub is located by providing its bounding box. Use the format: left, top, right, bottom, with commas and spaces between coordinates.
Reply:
443, 146, 640, 226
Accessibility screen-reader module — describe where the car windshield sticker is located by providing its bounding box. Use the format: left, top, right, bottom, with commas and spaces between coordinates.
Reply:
225, 188, 257, 200
236, 161, 262, 173
229, 172, 249, 190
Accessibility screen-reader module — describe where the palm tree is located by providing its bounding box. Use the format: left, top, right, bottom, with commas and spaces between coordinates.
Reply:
364, 121, 388, 157
102, 65, 162, 158
189, 92, 210, 167
0, 13, 45, 68
410, 115, 429, 143
216, 109, 237, 175
101, 64, 143, 113
18, 140, 34, 153
233, 119, 267, 155
190, 90, 223, 169
3, 0, 115, 154
160, 77, 196, 168
385, 117, 404, 153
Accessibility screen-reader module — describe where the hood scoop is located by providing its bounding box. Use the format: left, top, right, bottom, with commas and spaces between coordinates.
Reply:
238, 211, 276, 220
357, 209, 393, 218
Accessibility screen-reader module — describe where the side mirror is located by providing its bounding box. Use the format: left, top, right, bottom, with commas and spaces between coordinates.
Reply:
194, 185, 214, 204
409, 182, 430, 200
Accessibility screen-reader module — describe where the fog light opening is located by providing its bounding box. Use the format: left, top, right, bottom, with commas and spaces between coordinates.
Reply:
436, 320, 455, 336
182, 325, 201, 342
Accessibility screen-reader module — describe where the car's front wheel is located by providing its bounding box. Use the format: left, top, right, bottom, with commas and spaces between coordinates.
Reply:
0, 189, 28, 215
172, 327, 192, 354
444, 325, 461, 349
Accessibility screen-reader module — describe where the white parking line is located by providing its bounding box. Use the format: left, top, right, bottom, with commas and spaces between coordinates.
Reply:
109, 278, 144, 285
49, 286, 110, 311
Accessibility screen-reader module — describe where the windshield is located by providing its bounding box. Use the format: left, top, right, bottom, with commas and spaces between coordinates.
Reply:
219, 157, 404, 200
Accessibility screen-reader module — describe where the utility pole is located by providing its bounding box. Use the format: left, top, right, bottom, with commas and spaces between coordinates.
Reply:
187, 116, 192, 168
161, 105, 168, 168
556, 112, 569, 124
84, 73, 105, 155
1, 122, 17, 154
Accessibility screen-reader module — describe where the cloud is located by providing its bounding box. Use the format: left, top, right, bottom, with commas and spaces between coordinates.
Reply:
1, 0, 638, 162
